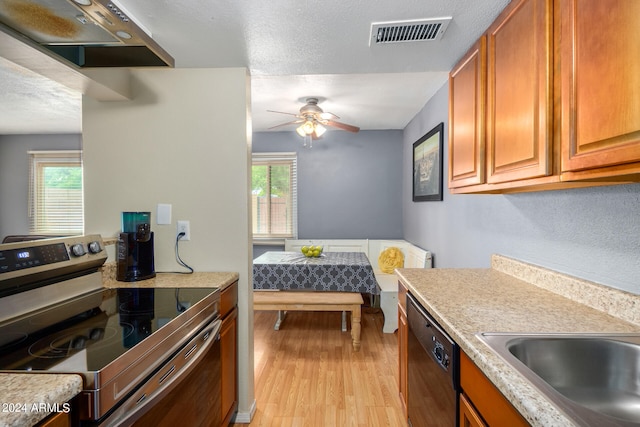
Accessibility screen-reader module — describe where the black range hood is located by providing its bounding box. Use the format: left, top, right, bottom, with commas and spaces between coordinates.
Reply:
0, 0, 174, 68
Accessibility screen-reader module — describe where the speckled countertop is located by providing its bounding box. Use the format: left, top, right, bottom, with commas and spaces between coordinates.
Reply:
100, 262, 239, 289
396, 254, 640, 427
0, 263, 239, 426
0, 373, 82, 426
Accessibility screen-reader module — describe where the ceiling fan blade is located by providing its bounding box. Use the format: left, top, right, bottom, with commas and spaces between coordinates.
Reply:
267, 110, 300, 117
320, 111, 340, 120
268, 119, 303, 130
325, 120, 360, 133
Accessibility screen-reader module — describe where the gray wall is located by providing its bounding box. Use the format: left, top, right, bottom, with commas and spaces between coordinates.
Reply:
403, 82, 640, 294
0, 134, 82, 238
252, 129, 403, 257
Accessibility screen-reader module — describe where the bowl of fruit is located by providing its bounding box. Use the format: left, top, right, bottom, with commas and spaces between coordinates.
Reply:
301, 245, 323, 258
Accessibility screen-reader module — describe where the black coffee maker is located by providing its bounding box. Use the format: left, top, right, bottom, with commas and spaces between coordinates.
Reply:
116, 212, 156, 282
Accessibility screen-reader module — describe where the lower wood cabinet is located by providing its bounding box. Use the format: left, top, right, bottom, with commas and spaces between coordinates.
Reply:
460, 393, 486, 427
460, 351, 529, 427
220, 282, 238, 426
36, 411, 70, 427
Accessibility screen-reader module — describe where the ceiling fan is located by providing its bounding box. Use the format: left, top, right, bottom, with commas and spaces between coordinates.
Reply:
268, 98, 360, 145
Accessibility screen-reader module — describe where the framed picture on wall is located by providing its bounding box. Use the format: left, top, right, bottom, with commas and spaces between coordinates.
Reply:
412, 122, 444, 202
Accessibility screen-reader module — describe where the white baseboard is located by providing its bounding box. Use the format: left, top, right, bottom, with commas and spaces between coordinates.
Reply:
231, 399, 257, 424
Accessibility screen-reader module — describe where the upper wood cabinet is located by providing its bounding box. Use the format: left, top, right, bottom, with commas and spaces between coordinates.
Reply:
486, 0, 553, 184
560, 0, 640, 179
448, 0, 640, 193
449, 37, 486, 188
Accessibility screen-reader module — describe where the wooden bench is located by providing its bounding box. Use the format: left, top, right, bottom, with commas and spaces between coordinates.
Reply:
253, 291, 364, 351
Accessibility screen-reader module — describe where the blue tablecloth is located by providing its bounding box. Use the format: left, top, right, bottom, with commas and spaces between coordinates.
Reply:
253, 251, 379, 294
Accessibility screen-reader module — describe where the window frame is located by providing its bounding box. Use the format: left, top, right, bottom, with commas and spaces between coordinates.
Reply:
28, 150, 84, 236
251, 152, 298, 245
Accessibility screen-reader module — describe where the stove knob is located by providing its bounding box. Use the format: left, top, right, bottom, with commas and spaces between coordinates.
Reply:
88, 241, 102, 254
71, 244, 86, 257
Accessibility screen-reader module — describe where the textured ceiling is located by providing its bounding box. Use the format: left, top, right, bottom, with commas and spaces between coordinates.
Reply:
0, 0, 511, 135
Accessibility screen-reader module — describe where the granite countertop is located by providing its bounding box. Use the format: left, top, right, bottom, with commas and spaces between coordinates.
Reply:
100, 262, 239, 289
0, 373, 83, 427
396, 255, 640, 427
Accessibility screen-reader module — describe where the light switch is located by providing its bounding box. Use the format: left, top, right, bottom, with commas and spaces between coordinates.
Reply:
157, 204, 171, 225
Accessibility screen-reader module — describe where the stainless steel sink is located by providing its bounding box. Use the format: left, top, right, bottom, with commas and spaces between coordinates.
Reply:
477, 333, 640, 426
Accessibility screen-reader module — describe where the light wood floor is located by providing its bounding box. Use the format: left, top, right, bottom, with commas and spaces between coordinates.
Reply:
232, 307, 407, 427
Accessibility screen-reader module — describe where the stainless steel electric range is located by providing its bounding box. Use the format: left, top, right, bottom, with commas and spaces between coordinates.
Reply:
0, 235, 221, 426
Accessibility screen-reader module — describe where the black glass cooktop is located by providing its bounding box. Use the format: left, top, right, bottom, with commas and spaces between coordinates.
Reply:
0, 287, 217, 373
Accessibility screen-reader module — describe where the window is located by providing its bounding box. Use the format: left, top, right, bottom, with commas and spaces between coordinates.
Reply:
251, 152, 297, 242
29, 150, 84, 235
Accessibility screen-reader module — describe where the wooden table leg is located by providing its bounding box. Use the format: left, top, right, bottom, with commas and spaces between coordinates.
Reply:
341, 311, 347, 332
351, 305, 361, 351
274, 310, 287, 330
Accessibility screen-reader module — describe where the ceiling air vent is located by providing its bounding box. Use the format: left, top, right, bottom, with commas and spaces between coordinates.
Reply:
370, 17, 452, 46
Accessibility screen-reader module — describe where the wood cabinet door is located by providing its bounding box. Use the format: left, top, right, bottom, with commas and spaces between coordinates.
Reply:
560, 0, 640, 175
486, 0, 553, 184
220, 290, 238, 426
459, 393, 487, 427
460, 352, 530, 427
37, 412, 70, 427
449, 37, 487, 188
221, 282, 238, 318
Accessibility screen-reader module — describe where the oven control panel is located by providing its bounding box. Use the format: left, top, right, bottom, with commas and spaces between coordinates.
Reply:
0, 235, 107, 298
0, 235, 106, 274
0, 242, 70, 273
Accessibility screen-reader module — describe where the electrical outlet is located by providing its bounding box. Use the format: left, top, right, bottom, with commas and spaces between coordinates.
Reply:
177, 220, 190, 241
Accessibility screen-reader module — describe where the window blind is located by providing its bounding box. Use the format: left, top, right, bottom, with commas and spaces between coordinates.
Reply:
28, 150, 84, 235
251, 152, 297, 242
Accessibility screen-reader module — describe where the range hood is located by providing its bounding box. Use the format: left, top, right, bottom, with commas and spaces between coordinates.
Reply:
0, 0, 174, 68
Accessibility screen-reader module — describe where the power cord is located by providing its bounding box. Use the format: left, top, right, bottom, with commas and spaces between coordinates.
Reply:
174, 232, 193, 313
175, 289, 187, 313
174, 232, 194, 274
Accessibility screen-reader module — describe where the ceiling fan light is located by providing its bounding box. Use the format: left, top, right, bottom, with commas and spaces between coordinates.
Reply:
314, 123, 326, 137
296, 125, 306, 137
302, 120, 315, 135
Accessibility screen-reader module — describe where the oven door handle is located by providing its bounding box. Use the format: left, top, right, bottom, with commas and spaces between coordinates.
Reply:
99, 318, 222, 426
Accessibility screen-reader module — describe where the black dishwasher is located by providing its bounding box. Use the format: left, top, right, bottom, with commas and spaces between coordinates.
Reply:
406, 292, 460, 426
